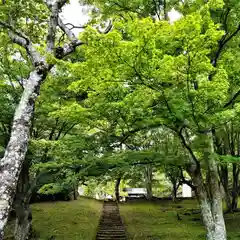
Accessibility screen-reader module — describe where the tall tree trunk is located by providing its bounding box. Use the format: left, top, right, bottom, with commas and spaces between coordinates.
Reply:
73, 189, 78, 201
172, 181, 178, 202
0, 69, 47, 238
189, 164, 226, 240
220, 164, 240, 212
188, 133, 226, 240
73, 180, 79, 200
14, 203, 32, 240
115, 176, 121, 202
144, 165, 153, 200
163, 0, 167, 20
13, 159, 32, 240
207, 160, 226, 239
0, 1, 80, 237
219, 165, 232, 212
231, 163, 239, 211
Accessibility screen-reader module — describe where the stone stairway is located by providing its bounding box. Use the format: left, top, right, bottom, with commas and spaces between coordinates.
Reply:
96, 201, 127, 240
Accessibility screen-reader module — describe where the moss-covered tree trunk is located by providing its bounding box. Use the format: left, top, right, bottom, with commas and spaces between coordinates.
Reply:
188, 133, 226, 240
115, 176, 122, 202
0, 69, 47, 238
231, 163, 239, 211
144, 165, 153, 200
14, 159, 33, 240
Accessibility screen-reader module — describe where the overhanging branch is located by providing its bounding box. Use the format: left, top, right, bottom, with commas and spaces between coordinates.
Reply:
65, 23, 87, 30
58, 17, 79, 41
0, 20, 30, 47
211, 24, 240, 68
223, 89, 240, 108
0, 21, 43, 65
57, 17, 84, 56
97, 20, 113, 34
46, 1, 64, 52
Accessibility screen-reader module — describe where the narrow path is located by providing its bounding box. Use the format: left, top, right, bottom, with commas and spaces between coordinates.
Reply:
96, 201, 127, 240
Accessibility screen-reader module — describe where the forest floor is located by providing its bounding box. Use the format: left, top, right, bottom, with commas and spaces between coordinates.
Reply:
120, 199, 240, 240
6, 197, 102, 240
5, 198, 240, 240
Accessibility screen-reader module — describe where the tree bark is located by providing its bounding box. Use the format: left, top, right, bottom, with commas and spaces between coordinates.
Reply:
115, 176, 121, 202
73, 189, 78, 201
0, 69, 47, 238
144, 165, 153, 200
13, 158, 33, 240
0, 2, 81, 237
219, 165, 232, 212
188, 133, 226, 240
231, 163, 239, 211
163, 0, 167, 20
207, 157, 226, 240
14, 205, 32, 240
189, 164, 226, 240
172, 181, 178, 202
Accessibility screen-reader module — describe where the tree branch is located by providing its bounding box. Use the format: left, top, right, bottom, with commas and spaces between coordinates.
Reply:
223, 89, 240, 108
46, 0, 67, 52
63, 39, 84, 56
58, 17, 79, 41
177, 127, 199, 168
65, 23, 87, 30
0, 20, 43, 65
0, 20, 29, 47
211, 24, 240, 68
57, 17, 84, 56
97, 20, 113, 34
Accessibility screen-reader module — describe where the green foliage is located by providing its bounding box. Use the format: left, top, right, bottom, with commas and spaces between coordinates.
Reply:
1, 0, 240, 222
69, 7, 229, 139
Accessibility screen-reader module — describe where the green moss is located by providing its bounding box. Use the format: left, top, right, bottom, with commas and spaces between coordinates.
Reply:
120, 200, 240, 240
6, 197, 102, 240
6, 198, 240, 239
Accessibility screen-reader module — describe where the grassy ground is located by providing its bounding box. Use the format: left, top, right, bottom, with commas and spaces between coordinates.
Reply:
120, 200, 240, 240
6, 197, 102, 240
6, 198, 240, 239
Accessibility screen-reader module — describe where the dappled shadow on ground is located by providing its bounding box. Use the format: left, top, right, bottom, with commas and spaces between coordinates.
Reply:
120, 199, 240, 240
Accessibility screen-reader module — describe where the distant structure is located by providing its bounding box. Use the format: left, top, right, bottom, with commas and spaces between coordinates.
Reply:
182, 184, 192, 198
78, 187, 84, 196
123, 188, 147, 200
95, 193, 113, 200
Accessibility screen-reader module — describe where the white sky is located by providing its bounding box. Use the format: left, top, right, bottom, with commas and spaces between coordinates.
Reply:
61, 0, 90, 35
61, 0, 181, 35
168, 9, 182, 23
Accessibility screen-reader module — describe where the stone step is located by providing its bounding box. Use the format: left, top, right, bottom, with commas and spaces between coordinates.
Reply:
98, 228, 125, 231
96, 201, 127, 240
97, 229, 125, 235
98, 227, 125, 230
99, 222, 122, 224
96, 237, 126, 240
98, 229, 125, 231
97, 233, 126, 236
98, 225, 123, 228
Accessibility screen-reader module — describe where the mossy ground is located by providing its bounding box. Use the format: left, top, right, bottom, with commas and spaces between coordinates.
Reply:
120, 199, 240, 240
6, 197, 102, 240
6, 198, 240, 240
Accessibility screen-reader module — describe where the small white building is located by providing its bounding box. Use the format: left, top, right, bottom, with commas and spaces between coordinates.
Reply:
123, 188, 147, 198
182, 184, 192, 198
78, 187, 84, 196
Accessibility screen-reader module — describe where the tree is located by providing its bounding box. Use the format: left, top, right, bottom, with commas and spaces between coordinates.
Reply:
67, 1, 240, 238
1, 0, 240, 239
165, 165, 181, 201
0, 0, 82, 237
